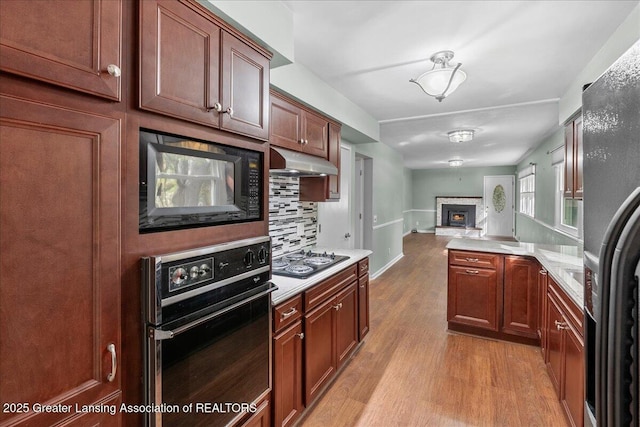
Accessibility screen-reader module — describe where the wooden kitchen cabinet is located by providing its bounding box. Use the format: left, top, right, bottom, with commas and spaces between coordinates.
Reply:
503, 256, 538, 339
140, 0, 270, 140
299, 122, 342, 202
538, 268, 549, 357
357, 258, 370, 341
304, 295, 337, 404
447, 250, 501, 332
270, 90, 328, 158
564, 115, 583, 199
0, 96, 121, 426
544, 276, 584, 427
272, 319, 304, 427
0, 0, 122, 101
447, 250, 541, 345
335, 282, 359, 369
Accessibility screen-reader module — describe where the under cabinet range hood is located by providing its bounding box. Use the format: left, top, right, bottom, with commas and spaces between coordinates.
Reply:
269, 146, 337, 176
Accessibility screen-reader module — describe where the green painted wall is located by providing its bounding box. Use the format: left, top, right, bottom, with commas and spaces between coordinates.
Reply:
403, 167, 413, 235
410, 166, 516, 231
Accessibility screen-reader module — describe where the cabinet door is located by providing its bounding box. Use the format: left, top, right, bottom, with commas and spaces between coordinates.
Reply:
447, 266, 499, 331
327, 123, 341, 199
304, 299, 336, 404
273, 321, 304, 427
220, 31, 269, 141
358, 274, 370, 341
335, 282, 358, 369
562, 323, 584, 427
0, 96, 121, 426
240, 398, 271, 427
140, 0, 221, 127
270, 93, 304, 151
0, 0, 122, 101
573, 116, 583, 199
545, 294, 564, 395
302, 110, 329, 158
503, 256, 539, 338
538, 268, 548, 357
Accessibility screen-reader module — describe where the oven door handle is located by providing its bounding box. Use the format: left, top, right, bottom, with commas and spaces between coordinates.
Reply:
150, 283, 278, 340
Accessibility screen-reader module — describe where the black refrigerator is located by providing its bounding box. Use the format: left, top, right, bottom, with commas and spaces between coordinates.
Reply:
582, 40, 640, 427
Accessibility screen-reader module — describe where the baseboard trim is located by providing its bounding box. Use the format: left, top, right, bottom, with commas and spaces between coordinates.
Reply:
371, 253, 404, 279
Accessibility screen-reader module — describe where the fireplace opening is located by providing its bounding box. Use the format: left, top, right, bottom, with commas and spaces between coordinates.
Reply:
442, 204, 476, 228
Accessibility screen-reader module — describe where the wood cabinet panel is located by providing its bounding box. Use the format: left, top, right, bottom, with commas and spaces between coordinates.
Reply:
240, 398, 271, 427
220, 30, 269, 140
302, 110, 329, 158
140, 0, 221, 127
273, 322, 303, 427
299, 122, 341, 202
0, 0, 122, 100
503, 256, 538, 338
304, 264, 357, 311
447, 266, 499, 331
0, 96, 121, 426
335, 282, 358, 369
274, 295, 303, 334
358, 274, 370, 341
563, 321, 584, 427
573, 116, 583, 199
538, 268, 549, 357
449, 250, 500, 270
545, 293, 564, 395
270, 93, 303, 150
564, 115, 583, 199
304, 299, 337, 404
564, 123, 575, 198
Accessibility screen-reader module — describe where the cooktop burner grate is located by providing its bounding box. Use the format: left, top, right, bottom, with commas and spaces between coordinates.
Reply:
272, 250, 350, 278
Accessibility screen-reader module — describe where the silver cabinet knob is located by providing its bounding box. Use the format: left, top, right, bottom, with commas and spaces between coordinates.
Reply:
106, 64, 121, 78
208, 102, 222, 113
224, 107, 233, 116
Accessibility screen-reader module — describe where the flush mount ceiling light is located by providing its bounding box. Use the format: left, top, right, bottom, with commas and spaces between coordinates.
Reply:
410, 50, 467, 102
448, 159, 464, 167
448, 129, 474, 143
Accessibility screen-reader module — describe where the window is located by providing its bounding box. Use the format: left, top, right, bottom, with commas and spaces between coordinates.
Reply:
518, 165, 535, 217
555, 164, 582, 237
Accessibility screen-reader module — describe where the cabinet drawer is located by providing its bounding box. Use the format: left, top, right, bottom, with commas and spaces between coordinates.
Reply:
305, 264, 357, 311
358, 258, 369, 277
274, 295, 303, 334
449, 250, 499, 269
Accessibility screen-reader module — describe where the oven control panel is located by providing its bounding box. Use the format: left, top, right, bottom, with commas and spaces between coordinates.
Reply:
168, 258, 213, 292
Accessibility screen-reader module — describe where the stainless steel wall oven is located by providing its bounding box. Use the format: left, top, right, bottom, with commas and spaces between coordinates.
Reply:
142, 236, 275, 427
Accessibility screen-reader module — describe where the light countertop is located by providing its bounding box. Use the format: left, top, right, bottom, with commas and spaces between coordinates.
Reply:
446, 238, 584, 307
270, 248, 373, 305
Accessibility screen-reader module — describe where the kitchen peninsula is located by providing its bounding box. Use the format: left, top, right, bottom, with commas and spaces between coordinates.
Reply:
446, 237, 585, 427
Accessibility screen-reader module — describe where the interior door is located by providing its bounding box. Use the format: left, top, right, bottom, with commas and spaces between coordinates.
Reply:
483, 175, 515, 237
317, 146, 352, 249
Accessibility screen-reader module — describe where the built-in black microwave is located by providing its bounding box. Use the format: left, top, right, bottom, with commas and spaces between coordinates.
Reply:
139, 129, 262, 233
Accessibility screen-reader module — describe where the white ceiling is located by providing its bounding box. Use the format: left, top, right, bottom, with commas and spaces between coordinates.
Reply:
282, 0, 638, 169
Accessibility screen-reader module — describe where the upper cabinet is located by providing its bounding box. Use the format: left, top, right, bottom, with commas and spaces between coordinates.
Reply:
140, 0, 270, 141
564, 115, 583, 199
270, 90, 329, 158
0, 0, 122, 101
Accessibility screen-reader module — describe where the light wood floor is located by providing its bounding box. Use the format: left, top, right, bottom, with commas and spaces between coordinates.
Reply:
300, 233, 568, 427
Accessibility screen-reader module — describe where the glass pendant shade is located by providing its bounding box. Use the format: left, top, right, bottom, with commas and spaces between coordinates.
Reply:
413, 68, 467, 100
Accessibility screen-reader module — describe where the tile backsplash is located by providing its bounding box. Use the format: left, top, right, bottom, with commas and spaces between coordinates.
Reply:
269, 176, 318, 257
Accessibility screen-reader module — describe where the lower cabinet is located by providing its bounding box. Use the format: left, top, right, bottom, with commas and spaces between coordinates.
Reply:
447, 250, 539, 344
272, 258, 368, 427
240, 398, 271, 427
544, 277, 584, 427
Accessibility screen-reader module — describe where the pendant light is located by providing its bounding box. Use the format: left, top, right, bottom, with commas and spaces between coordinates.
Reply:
410, 51, 466, 102
448, 159, 464, 167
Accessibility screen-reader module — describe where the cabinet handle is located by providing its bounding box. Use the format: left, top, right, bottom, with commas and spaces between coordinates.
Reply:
224, 107, 233, 116
465, 257, 479, 262
360, 284, 365, 288
304, 139, 309, 145
106, 343, 117, 382
296, 332, 305, 340
281, 307, 298, 320
208, 102, 223, 113
333, 302, 343, 311
299, 139, 304, 145
555, 320, 569, 330
540, 270, 547, 275
106, 64, 121, 78
465, 269, 479, 275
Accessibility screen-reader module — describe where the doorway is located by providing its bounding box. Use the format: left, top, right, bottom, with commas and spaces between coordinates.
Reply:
317, 146, 353, 249
483, 175, 515, 237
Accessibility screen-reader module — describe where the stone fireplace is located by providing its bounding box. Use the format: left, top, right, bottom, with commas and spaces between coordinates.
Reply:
435, 196, 484, 237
